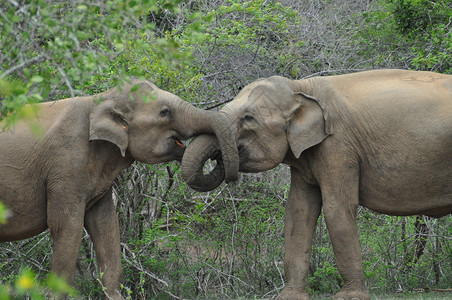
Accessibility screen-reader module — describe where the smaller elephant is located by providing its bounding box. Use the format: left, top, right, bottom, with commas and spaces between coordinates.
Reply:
0, 79, 237, 299
182, 70, 452, 300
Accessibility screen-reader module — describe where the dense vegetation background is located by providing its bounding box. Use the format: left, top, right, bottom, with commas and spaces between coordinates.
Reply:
0, 0, 451, 299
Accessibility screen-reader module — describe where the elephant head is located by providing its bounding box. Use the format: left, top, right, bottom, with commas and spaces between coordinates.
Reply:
89, 79, 238, 181
182, 76, 331, 191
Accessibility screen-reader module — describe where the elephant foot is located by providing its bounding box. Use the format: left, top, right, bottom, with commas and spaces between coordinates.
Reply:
333, 287, 370, 300
276, 286, 310, 300
104, 289, 126, 300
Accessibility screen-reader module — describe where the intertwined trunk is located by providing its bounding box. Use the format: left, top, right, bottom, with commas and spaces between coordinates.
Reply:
177, 102, 238, 189
182, 134, 225, 192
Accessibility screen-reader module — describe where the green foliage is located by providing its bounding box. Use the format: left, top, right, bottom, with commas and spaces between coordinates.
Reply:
0, 268, 76, 299
0, 202, 8, 224
1, 0, 451, 299
359, 214, 452, 291
202, 0, 298, 48
389, 0, 451, 34
169, 0, 301, 104
358, 0, 452, 73
0, 0, 196, 122
389, 0, 452, 72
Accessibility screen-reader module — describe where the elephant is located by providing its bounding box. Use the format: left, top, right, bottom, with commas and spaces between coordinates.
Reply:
181, 69, 452, 300
0, 79, 238, 300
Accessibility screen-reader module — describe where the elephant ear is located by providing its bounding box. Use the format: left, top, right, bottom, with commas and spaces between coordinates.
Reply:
287, 92, 331, 158
89, 100, 129, 157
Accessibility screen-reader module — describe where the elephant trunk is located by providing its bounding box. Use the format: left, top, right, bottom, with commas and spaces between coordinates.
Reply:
182, 134, 225, 192
178, 101, 238, 185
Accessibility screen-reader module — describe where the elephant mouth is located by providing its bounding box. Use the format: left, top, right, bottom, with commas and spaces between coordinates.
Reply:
169, 134, 186, 162
237, 144, 249, 166
171, 135, 186, 149
236, 144, 260, 173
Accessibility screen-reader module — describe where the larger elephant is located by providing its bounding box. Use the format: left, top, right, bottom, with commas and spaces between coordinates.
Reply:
182, 69, 452, 300
0, 79, 237, 299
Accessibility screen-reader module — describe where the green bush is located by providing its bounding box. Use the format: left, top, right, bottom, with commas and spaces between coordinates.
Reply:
358, 0, 452, 73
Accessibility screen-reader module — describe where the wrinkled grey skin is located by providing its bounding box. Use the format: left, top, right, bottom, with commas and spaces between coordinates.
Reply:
182, 70, 452, 300
0, 80, 237, 300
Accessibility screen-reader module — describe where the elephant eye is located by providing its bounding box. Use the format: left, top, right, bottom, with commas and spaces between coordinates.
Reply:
240, 114, 255, 124
159, 107, 171, 117
241, 114, 255, 122
239, 114, 256, 128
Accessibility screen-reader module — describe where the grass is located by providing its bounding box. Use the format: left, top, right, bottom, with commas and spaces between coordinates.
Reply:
310, 292, 452, 299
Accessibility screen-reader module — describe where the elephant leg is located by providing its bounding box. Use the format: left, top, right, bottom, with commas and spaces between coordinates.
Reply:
84, 189, 124, 300
320, 167, 370, 300
47, 196, 85, 285
277, 168, 322, 300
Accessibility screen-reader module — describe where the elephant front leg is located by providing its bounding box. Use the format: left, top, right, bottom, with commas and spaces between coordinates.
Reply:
320, 170, 370, 300
47, 200, 85, 285
278, 168, 322, 300
84, 190, 125, 300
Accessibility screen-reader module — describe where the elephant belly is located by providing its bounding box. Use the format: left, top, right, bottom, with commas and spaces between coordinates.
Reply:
0, 214, 48, 242
355, 121, 452, 217
0, 180, 48, 242
358, 166, 452, 217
